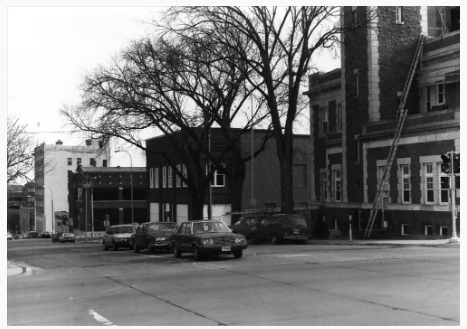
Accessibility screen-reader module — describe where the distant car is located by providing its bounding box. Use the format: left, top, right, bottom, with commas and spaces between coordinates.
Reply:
133, 222, 177, 253
26, 231, 38, 239
170, 220, 247, 261
52, 232, 63, 243
38, 231, 52, 238
249, 214, 310, 244
7, 232, 13, 240
59, 233, 75, 243
102, 224, 136, 251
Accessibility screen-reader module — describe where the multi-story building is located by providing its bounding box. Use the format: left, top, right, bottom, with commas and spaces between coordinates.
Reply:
67, 166, 147, 235
304, 6, 460, 238
146, 128, 312, 225
33, 139, 111, 232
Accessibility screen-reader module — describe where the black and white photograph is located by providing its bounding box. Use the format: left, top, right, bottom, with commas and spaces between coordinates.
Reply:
6, 3, 460, 326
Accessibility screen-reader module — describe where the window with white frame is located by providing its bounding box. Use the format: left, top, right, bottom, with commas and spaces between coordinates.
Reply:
321, 171, 328, 201
182, 164, 187, 187
437, 84, 445, 105
209, 164, 226, 187
176, 165, 182, 187
333, 169, 341, 202
320, 107, 328, 135
162, 167, 167, 188
337, 103, 342, 131
396, 6, 404, 23
401, 164, 411, 203
377, 166, 390, 197
168, 166, 173, 188
154, 168, 159, 188
425, 164, 434, 204
439, 168, 450, 204
149, 168, 154, 189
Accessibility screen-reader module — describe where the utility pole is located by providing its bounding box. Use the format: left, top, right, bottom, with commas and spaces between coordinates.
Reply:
449, 150, 460, 243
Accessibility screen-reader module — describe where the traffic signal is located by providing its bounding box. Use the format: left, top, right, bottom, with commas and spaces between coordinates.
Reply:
453, 153, 460, 174
62, 214, 68, 225
441, 154, 451, 174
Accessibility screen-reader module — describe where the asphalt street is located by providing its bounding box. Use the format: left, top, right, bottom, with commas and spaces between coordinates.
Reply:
7, 239, 460, 326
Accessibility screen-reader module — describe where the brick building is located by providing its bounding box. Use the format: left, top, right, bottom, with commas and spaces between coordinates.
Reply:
146, 128, 312, 225
68, 166, 147, 235
304, 6, 460, 238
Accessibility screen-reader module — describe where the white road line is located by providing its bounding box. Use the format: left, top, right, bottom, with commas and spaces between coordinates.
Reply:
89, 309, 116, 326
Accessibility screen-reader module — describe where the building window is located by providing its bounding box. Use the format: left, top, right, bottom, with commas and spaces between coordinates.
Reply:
162, 167, 167, 188
149, 169, 154, 189
333, 169, 341, 202
377, 166, 390, 197
320, 107, 328, 135
440, 169, 450, 204
67, 158, 72, 166
155, 168, 159, 188
176, 165, 182, 187
355, 136, 360, 164
425, 225, 433, 236
103, 159, 107, 167
337, 103, 342, 131
321, 172, 328, 201
426, 87, 431, 111
210, 164, 225, 187
437, 84, 445, 105
425, 164, 434, 204
396, 6, 404, 23
77, 158, 82, 165
401, 224, 409, 235
182, 164, 187, 187
440, 226, 448, 236
352, 6, 357, 24
292, 164, 307, 187
353, 69, 359, 97
401, 164, 411, 204
90, 158, 95, 166
168, 166, 173, 188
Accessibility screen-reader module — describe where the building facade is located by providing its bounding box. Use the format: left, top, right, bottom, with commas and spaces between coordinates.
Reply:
146, 128, 312, 226
34, 139, 111, 232
305, 6, 460, 237
68, 166, 147, 235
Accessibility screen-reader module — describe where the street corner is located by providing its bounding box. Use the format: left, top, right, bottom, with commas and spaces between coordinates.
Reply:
7, 260, 43, 278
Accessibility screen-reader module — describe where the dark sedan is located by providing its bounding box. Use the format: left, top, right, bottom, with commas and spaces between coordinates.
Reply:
170, 220, 247, 261
133, 222, 177, 253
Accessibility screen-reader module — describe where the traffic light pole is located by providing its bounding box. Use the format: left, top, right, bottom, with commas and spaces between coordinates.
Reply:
449, 150, 460, 243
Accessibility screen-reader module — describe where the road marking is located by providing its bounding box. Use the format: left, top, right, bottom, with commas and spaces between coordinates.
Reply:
89, 309, 116, 326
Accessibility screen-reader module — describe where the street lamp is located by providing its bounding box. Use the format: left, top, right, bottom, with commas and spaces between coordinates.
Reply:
115, 149, 134, 224
43, 186, 54, 233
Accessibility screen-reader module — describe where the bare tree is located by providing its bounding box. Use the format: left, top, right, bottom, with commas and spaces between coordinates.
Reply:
162, 6, 363, 213
62, 34, 272, 219
7, 114, 34, 185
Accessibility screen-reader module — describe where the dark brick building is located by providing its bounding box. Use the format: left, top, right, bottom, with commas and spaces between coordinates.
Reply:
146, 128, 312, 226
304, 6, 460, 238
68, 167, 147, 235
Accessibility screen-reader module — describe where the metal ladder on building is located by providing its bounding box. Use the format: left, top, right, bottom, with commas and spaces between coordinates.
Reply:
364, 35, 425, 238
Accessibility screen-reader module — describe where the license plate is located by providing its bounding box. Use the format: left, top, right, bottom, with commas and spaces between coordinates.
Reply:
293, 229, 299, 234
222, 246, 231, 251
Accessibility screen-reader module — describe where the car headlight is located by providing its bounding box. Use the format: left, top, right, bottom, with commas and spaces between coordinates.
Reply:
235, 237, 246, 243
202, 239, 214, 245
156, 237, 167, 241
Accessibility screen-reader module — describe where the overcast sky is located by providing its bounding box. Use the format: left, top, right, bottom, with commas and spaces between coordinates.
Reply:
6, 4, 340, 167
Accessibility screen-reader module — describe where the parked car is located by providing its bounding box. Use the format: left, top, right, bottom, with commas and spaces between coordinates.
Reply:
60, 233, 76, 243
38, 231, 52, 238
52, 232, 63, 243
170, 220, 247, 261
133, 222, 177, 253
26, 231, 38, 239
7, 232, 13, 240
249, 214, 310, 244
102, 224, 136, 251
229, 214, 267, 240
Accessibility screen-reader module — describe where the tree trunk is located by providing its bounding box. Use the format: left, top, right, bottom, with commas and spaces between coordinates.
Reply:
279, 152, 294, 214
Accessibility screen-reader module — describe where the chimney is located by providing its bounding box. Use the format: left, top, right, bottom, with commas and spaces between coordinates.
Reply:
309, 72, 320, 88
56, 140, 63, 145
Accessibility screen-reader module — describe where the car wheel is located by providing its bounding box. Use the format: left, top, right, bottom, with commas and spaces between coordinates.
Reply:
147, 242, 153, 254
173, 243, 182, 258
193, 245, 202, 261
103, 241, 108, 251
272, 234, 281, 244
112, 241, 119, 251
250, 234, 259, 245
233, 250, 243, 259
133, 241, 140, 253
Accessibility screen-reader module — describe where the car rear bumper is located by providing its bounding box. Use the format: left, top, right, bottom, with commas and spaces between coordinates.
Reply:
150, 241, 171, 249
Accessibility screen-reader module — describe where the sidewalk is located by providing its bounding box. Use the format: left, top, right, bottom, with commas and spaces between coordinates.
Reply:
307, 238, 460, 247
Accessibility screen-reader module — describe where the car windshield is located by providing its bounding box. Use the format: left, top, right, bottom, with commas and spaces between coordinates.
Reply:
192, 222, 231, 234
148, 223, 176, 233
281, 215, 307, 227
63, 233, 73, 237
114, 226, 134, 234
